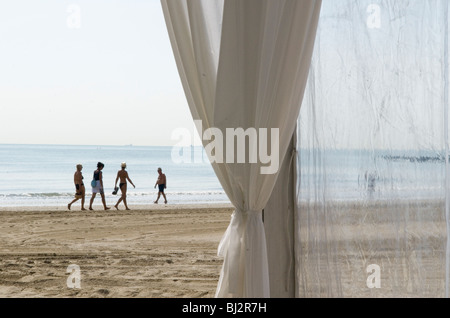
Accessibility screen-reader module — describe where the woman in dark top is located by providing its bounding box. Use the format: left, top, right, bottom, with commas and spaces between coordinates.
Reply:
89, 162, 110, 210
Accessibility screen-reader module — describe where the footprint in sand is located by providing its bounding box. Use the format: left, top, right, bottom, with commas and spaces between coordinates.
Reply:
97, 289, 110, 296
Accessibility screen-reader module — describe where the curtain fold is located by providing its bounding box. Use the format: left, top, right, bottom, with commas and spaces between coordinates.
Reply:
161, 0, 321, 297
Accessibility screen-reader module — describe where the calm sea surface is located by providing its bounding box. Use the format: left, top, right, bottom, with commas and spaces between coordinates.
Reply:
0, 144, 445, 207
298, 149, 446, 202
0, 144, 229, 207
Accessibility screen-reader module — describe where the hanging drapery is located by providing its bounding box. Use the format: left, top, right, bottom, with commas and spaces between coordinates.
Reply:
161, 0, 321, 297
297, 0, 449, 297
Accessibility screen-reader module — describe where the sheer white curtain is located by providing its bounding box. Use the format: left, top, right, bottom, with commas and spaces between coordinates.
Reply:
297, 0, 449, 297
161, 0, 321, 297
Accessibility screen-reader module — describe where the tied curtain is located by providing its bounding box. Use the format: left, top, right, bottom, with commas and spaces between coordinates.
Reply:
297, 0, 450, 297
161, 0, 321, 297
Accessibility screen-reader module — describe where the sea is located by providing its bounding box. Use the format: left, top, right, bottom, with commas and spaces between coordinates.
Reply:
0, 144, 446, 208
0, 144, 229, 207
298, 149, 447, 203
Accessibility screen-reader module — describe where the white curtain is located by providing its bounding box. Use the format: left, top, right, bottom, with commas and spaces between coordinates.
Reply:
297, 0, 449, 297
161, 0, 321, 297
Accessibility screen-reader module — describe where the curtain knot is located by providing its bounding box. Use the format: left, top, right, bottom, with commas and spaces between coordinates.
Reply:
234, 208, 262, 217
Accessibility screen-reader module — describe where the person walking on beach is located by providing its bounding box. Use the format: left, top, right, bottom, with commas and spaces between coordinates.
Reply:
114, 162, 135, 210
89, 162, 110, 210
154, 167, 167, 204
68, 164, 86, 210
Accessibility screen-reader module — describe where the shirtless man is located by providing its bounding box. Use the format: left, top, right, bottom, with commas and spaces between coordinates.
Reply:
154, 167, 167, 204
68, 164, 86, 210
114, 162, 135, 210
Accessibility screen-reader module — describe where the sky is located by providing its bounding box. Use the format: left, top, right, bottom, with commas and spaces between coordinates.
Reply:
299, 0, 449, 151
0, 0, 195, 146
1, 0, 448, 150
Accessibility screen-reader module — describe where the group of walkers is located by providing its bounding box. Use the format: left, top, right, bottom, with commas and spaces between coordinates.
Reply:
67, 162, 167, 211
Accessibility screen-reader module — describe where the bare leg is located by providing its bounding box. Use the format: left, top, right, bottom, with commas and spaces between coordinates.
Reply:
123, 185, 130, 210
89, 193, 96, 210
116, 184, 127, 210
81, 196, 86, 210
115, 197, 123, 210
101, 193, 110, 210
68, 198, 79, 210
162, 192, 167, 204
123, 196, 130, 210
154, 192, 161, 203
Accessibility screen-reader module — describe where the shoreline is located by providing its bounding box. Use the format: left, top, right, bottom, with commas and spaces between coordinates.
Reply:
0, 197, 444, 212
0, 202, 234, 213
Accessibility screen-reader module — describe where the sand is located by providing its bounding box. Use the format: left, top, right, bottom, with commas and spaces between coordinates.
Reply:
0, 203, 234, 298
297, 200, 448, 298
1, 200, 447, 298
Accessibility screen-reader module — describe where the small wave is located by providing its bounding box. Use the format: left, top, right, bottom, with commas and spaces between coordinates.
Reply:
0, 190, 230, 207
126, 191, 226, 196
0, 192, 72, 198
0, 190, 227, 198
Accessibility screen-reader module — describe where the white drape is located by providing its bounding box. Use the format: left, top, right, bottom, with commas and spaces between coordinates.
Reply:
161, 0, 321, 297
297, 0, 449, 297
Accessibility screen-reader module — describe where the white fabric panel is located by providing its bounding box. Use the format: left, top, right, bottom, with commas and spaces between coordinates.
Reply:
213, 0, 321, 298
297, 0, 449, 297
160, 0, 223, 128
264, 133, 297, 297
161, 0, 321, 298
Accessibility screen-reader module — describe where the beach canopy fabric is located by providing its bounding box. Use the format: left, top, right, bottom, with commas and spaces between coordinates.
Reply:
161, 0, 321, 297
162, 0, 450, 298
296, 0, 450, 297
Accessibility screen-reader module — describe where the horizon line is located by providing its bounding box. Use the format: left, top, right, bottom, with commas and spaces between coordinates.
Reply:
0, 142, 206, 148
0, 142, 446, 152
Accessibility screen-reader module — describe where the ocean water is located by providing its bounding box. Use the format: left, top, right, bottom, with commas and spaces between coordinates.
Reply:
0, 144, 229, 207
298, 149, 446, 203
0, 144, 445, 208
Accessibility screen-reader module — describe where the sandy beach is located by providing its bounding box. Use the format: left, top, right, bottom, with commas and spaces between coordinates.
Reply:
1, 200, 447, 298
297, 199, 448, 298
0, 203, 234, 298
